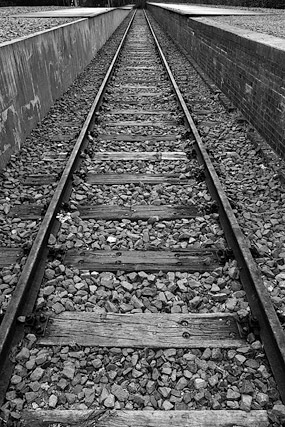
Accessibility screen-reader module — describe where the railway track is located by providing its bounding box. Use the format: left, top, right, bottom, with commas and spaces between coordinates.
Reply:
0, 9, 285, 426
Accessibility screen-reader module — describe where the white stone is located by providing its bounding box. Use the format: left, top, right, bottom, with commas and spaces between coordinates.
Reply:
48, 394, 58, 408
194, 378, 206, 389
240, 394, 252, 412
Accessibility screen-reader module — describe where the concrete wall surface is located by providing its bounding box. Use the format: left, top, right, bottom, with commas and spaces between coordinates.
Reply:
148, 5, 285, 157
0, 9, 130, 170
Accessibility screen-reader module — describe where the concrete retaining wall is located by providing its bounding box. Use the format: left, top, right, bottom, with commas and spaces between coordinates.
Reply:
148, 4, 285, 157
0, 9, 130, 170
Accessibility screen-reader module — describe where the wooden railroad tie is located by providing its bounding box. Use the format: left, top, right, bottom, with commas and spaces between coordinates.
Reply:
40, 312, 243, 348
97, 134, 182, 141
87, 174, 193, 185
91, 152, 187, 161
8, 204, 199, 221
64, 249, 219, 272
22, 409, 270, 427
22, 172, 193, 186
104, 109, 173, 115
103, 121, 177, 127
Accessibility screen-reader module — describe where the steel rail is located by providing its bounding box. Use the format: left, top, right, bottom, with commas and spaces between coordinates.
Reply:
145, 10, 285, 402
0, 10, 136, 403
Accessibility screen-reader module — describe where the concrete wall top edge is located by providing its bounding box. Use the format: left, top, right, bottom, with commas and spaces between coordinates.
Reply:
192, 16, 285, 51
148, 4, 285, 64
0, 18, 87, 48
0, 8, 126, 49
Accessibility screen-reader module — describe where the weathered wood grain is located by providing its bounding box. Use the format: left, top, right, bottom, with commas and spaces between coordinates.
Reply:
109, 92, 164, 97
87, 173, 193, 185
79, 204, 199, 220
123, 55, 155, 58
115, 84, 158, 90
117, 79, 163, 84
124, 66, 157, 69
93, 152, 186, 161
22, 409, 269, 427
40, 313, 243, 348
64, 249, 218, 272
9, 204, 199, 221
23, 175, 56, 186
104, 120, 177, 127
9, 205, 43, 219
97, 134, 181, 141
42, 152, 67, 161
0, 248, 22, 267
103, 99, 167, 106
106, 109, 172, 114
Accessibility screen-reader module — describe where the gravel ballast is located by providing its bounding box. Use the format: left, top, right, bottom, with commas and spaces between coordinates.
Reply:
37, 262, 248, 316
3, 344, 278, 413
